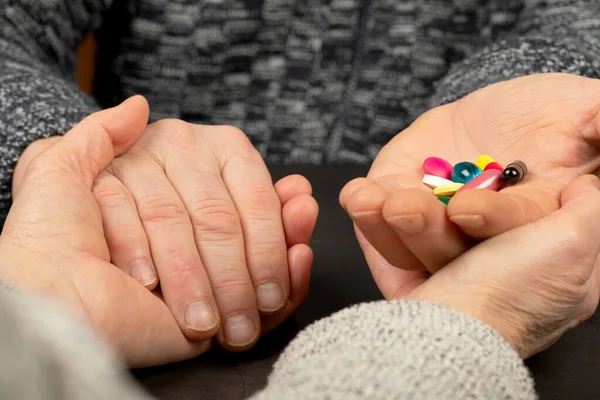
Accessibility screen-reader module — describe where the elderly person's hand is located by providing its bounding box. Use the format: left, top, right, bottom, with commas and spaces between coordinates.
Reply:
408, 174, 600, 358
12, 100, 318, 353
0, 97, 314, 367
340, 73, 600, 300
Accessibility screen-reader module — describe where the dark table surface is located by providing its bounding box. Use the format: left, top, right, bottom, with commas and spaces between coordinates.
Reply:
134, 165, 600, 400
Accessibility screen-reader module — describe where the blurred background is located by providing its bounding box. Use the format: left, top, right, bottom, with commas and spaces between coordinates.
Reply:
76, 33, 96, 96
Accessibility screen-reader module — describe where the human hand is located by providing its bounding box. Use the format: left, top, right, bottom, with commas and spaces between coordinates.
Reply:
339, 73, 600, 298
1, 97, 315, 367
14, 116, 318, 352
405, 174, 600, 358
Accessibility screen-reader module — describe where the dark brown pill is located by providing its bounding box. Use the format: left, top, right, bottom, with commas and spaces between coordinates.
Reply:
501, 160, 527, 185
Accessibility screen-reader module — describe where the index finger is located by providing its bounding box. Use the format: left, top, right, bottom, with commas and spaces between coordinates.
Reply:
354, 225, 429, 300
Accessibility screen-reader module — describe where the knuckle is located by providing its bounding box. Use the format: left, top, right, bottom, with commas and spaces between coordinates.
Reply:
211, 272, 252, 295
248, 242, 284, 261
168, 255, 204, 273
221, 125, 249, 142
219, 126, 257, 155
151, 119, 195, 146
555, 221, 593, 261
188, 196, 241, 236
247, 189, 281, 215
137, 195, 188, 226
107, 234, 143, 257
92, 175, 126, 207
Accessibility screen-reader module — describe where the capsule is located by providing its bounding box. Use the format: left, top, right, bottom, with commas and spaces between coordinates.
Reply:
475, 155, 496, 171
458, 169, 505, 192
423, 157, 452, 180
501, 161, 527, 185
484, 162, 503, 172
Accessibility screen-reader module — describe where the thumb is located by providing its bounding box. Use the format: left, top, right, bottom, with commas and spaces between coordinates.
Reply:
554, 174, 600, 250
545, 174, 600, 270
32, 96, 149, 188
4, 96, 149, 241
500, 174, 600, 276
560, 174, 600, 211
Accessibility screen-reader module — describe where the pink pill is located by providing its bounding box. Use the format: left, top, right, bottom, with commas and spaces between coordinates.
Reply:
422, 157, 452, 179
458, 169, 505, 192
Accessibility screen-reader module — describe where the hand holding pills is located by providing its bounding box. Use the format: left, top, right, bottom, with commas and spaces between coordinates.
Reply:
422, 155, 527, 204
340, 73, 600, 300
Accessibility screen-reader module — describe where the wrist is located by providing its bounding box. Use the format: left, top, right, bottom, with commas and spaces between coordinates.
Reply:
408, 286, 526, 357
13, 136, 62, 195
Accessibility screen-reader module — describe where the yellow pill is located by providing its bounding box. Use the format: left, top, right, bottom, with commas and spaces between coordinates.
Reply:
475, 155, 496, 171
433, 183, 464, 197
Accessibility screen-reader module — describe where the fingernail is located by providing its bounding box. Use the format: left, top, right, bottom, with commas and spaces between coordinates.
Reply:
223, 313, 258, 347
185, 301, 219, 332
387, 213, 425, 234
449, 214, 486, 229
130, 262, 157, 287
256, 281, 285, 312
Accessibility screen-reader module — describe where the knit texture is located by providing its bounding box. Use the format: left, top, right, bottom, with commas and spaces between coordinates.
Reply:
0, 281, 536, 399
0, 282, 152, 400
253, 301, 536, 400
2, 0, 600, 224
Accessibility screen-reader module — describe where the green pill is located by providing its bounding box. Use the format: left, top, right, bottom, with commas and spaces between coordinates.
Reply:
438, 196, 450, 206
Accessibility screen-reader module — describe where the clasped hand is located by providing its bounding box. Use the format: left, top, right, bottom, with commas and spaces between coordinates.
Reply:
7, 97, 318, 366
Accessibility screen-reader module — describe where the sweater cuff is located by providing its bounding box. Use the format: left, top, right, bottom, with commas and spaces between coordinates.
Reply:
0, 59, 98, 225
0, 279, 151, 400
431, 35, 600, 107
254, 300, 536, 400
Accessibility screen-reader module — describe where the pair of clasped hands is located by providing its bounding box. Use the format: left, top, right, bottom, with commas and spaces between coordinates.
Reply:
3, 73, 600, 367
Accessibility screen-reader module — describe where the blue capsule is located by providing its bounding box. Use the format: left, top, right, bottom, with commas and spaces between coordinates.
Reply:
451, 162, 482, 184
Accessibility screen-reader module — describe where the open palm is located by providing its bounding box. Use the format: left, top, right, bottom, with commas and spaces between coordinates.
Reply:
340, 73, 600, 299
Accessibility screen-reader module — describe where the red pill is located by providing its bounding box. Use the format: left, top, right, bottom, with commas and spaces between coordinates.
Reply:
484, 162, 503, 172
458, 169, 505, 193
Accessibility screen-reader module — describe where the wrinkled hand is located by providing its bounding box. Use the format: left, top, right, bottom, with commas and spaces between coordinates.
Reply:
340, 73, 600, 299
2, 97, 315, 367
407, 175, 600, 358
14, 108, 318, 353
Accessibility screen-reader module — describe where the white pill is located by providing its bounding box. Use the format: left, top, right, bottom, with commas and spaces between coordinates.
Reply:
422, 174, 454, 189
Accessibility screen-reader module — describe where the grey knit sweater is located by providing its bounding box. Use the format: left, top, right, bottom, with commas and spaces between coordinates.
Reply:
0, 282, 536, 400
0, 0, 599, 398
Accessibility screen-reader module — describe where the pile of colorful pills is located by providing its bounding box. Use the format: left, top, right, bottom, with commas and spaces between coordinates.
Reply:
421, 155, 527, 205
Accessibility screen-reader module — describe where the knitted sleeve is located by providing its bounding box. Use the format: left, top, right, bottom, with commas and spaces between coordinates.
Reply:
0, 278, 537, 400
251, 301, 536, 400
432, 0, 600, 106
0, 1, 109, 222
